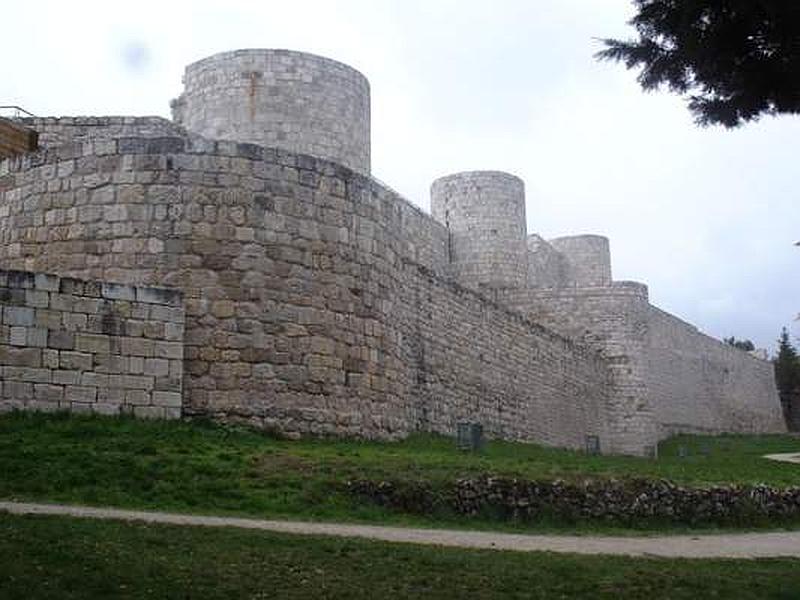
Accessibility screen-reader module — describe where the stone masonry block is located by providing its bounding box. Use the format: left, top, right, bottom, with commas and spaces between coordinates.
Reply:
9, 327, 27, 346
42, 349, 59, 369
50, 294, 75, 312
135, 286, 183, 306
98, 388, 126, 403
0, 346, 42, 367
35, 309, 63, 330
3, 366, 51, 383
3, 381, 33, 400
94, 354, 128, 374
154, 376, 182, 392
49, 331, 75, 350
81, 372, 110, 388
34, 384, 64, 402
26, 328, 48, 348
128, 356, 145, 374
101, 282, 136, 301
124, 389, 150, 406
154, 341, 182, 360
5, 271, 35, 289
33, 273, 60, 292
65, 386, 97, 403
120, 375, 154, 390
4, 307, 35, 326
164, 322, 184, 341
52, 370, 81, 385
59, 278, 85, 296
62, 313, 88, 332
133, 405, 165, 419
72, 298, 102, 314
75, 333, 111, 355
0, 400, 25, 413
149, 305, 185, 324
24, 290, 50, 308
27, 400, 60, 413
59, 351, 93, 371
121, 337, 154, 357
143, 358, 170, 377
152, 391, 182, 408
92, 403, 121, 416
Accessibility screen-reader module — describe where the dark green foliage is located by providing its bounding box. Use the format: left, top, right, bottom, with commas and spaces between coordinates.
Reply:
724, 336, 756, 351
596, 0, 800, 127
774, 327, 800, 425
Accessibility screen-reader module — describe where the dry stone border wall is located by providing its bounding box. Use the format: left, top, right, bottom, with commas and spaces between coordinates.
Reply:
348, 476, 800, 527
0, 268, 184, 418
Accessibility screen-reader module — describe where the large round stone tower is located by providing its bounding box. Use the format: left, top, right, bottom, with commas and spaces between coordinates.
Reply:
431, 171, 527, 290
171, 49, 371, 174
549, 234, 612, 287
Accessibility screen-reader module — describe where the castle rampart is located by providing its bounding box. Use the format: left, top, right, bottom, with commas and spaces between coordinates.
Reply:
0, 48, 785, 455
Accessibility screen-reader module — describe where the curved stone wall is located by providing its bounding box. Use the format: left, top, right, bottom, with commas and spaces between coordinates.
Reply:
430, 171, 527, 290
549, 235, 612, 287
172, 49, 371, 174
0, 138, 613, 447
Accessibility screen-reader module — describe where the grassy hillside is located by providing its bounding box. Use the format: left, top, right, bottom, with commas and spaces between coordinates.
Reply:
1, 412, 799, 532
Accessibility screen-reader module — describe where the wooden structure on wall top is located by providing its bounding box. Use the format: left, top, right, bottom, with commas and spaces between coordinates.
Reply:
0, 116, 39, 159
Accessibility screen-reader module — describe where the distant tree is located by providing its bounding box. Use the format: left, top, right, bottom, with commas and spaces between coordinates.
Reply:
774, 327, 800, 427
596, 1, 800, 127
724, 336, 755, 352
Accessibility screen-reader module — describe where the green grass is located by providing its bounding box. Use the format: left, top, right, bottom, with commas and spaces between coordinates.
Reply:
1, 411, 799, 533
1, 513, 799, 599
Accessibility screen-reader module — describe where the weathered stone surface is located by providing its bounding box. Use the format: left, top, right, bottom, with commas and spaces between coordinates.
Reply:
172, 49, 370, 175
0, 269, 183, 419
0, 48, 783, 454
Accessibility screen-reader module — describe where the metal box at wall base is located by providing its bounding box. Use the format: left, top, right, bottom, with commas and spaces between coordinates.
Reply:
457, 423, 483, 451
585, 435, 601, 456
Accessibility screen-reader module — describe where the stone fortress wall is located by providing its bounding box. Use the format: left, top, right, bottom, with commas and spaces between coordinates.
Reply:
0, 48, 785, 455
0, 269, 184, 418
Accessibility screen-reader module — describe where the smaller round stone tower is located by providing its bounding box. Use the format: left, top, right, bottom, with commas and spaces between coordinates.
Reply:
172, 49, 371, 174
431, 171, 527, 290
549, 234, 612, 287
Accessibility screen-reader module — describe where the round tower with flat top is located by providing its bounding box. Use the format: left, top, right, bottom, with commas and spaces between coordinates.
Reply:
431, 171, 528, 290
549, 234, 612, 287
171, 48, 371, 174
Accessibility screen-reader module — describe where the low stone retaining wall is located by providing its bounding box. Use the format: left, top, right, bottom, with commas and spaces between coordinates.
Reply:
0, 269, 185, 418
347, 476, 800, 526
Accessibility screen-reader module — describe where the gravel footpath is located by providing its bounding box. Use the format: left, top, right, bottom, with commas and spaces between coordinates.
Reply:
2, 500, 799, 559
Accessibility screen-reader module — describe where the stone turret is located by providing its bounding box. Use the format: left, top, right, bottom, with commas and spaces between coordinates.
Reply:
549, 234, 612, 287
172, 49, 371, 174
431, 171, 527, 290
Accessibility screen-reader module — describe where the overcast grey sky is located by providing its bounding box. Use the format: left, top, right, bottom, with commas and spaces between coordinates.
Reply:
3, 0, 798, 351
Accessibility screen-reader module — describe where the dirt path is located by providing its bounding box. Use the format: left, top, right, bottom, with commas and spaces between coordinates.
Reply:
764, 453, 800, 464
2, 500, 799, 559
